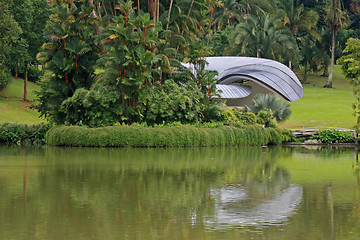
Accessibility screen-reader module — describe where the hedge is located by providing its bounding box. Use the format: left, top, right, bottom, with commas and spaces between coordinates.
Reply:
0, 123, 49, 144
46, 125, 284, 147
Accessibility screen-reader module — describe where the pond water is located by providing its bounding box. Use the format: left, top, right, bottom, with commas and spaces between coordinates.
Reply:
1, 145, 360, 240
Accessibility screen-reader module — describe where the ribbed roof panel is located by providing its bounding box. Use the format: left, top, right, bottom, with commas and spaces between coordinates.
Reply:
216, 84, 252, 99
204, 57, 303, 102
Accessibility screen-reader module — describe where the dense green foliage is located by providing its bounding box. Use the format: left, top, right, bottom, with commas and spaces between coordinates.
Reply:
0, 1, 22, 90
46, 125, 284, 147
11, 65, 42, 82
338, 38, 360, 131
35, 2, 100, 124
0, 123, 49, 144
6, 0, 52, 100
0, 1, 22, 66
0, 68, 12, 91
145, 79, 214, 125
313, 129, 354, 143
34, 0, 222, 126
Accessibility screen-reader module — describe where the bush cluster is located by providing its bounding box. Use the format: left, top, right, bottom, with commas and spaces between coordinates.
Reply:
11, 65, 42, 82
0, 67, 11, 91
221, 108, 256, 126
313, 129, 354, 144
46, 125, 284, 147
0, 123, 49, 144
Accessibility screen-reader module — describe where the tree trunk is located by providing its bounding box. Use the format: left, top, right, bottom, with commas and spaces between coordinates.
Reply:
324, 28, 336, 88
181, 0, 195, 35
322, 65, 329, 77
156, 0, 159, 23
102, 0, 108, 16
24, 62, 28, 101
302, 64, 309, 84
166, 0, 174, 30
149, 0, 156, 20
138, 0, 140, 12
88, 0, 102, 35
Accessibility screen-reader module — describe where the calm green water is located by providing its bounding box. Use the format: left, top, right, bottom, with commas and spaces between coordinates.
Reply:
0, 145, 360, 240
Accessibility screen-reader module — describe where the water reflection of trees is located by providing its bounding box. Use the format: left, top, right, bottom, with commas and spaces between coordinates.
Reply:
0, 145, 294, 239
5, 145, 360, 239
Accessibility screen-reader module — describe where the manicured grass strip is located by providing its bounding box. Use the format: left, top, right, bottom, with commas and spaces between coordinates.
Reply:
46, 125, 284, 147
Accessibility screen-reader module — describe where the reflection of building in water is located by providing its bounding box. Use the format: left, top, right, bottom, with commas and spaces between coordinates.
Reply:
205, 184, 303, 230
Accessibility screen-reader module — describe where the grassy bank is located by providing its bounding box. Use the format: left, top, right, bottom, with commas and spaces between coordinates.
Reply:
0, 78, 44, 124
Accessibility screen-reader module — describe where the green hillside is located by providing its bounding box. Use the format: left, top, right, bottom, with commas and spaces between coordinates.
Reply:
0, 78, 44, 124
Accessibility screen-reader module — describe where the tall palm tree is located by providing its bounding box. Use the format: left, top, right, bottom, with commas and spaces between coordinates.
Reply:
225, 12, 298, 64
276, 0, 320, 68
212, 0, 241, 30
324, 0, 346, 88
276, 0, 320, 38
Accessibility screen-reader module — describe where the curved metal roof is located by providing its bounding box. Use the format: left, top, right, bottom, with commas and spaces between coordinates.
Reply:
204, 57, 303, 102
216, 84, 252, 99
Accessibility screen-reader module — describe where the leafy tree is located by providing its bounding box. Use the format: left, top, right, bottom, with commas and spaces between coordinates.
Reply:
337, 38, 360, 131
315, 27, 332, 76
206, 26, 232, 56
0, 1, 22, 91
95, 6, 177, 123
177, 60, 222, 122
0, 1, 22, 65
9, 0, 52, 101
145, 79, 204, 124
300, 35, 322, 83
35, 0, 100, 124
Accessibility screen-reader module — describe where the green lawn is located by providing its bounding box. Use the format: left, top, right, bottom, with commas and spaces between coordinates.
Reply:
0, 78, 45, 124
278, 65, 355, 129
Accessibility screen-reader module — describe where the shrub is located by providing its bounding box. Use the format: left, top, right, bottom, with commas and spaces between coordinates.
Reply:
46, 125, 283, 147
277, 129, 295, 142
245, 93, 292, 123
27, 66, 42, 82
313, 129, 354, 143
0, 123, 50, 144
256, 110, 276, 128
221, 108, 257, 126
0, 67, 11, 91
238, 111, 257, 125
12, 65, 42, 82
